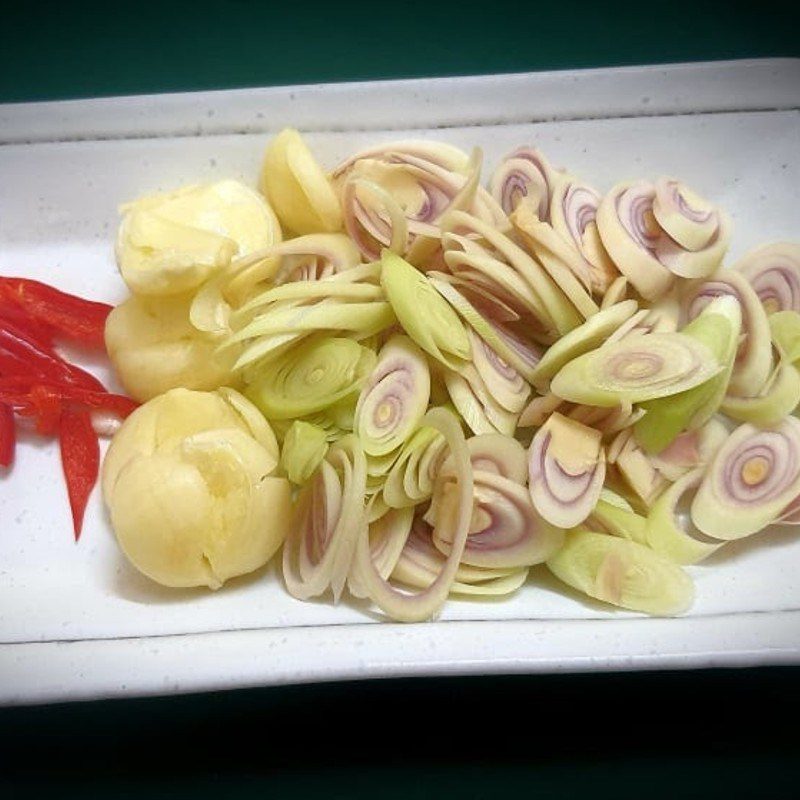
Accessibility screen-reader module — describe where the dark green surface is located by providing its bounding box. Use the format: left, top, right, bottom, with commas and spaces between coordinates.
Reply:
1, 670, 797, 798
0, 0, 796, 103
1, 2, 797, 797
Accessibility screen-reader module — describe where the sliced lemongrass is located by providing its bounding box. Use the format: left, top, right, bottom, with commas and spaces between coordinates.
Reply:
647, 469, 725, 564
551, 331, 721, 407
600, 276, 629, 309
468, 329, 531, 413
281, 420, 329, 485
245, 337, 376, 419
634, 295, 741, 453
721, 361, 800, 426
596, 181, 675, 301
528, 412, 605, 528
735, 241, 800, 314
382, 426, 446, 508
588, 497, 648, 545
353, 406, 474, 622
546, 529, 694, 615
282, 435, 366, 602
391, 517, 528, 597
518, 391, 566, 428
489, 146, 563, 218
691, 416, 800, 539
769, 311, 800, 364
609, 429, 669, 508
529, 299, 638, 392
682, 270, 772, 397
347, 506, 414, 599
355, 334, 430, 457
445, 366, 518, 436
430, 470, 564, 568
380, 250, 471, 370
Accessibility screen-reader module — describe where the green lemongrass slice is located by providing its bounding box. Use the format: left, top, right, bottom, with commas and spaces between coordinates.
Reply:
443, 210, 582, 335
596, 181, 675, 301
529, 299, 638, 392
391, 517, 528, 597
354, 406, 475, 622
589, 498, 648, 544
429, 470, 564, 569
245, 337, 376, 419
608, 429, 668, 508
721, 361, 800, 426
281, 420, 329, 485
691, 416, 800, 540
428, 274, 541, 382
682, 270, 772, 397
546, 529, 695, 615
769, 311, 800, 364
551, 331, 721, 407
382, 426, 446, 508
445, 366, 518, 435
282, 435, 366, 602
380, 250, 471, 370
233, 282, 384, 322
647, 469, 725, 564
528, 412, 605, 528
468, 329, 531, 413
354, 335, 430, 457
509, 200, 600, 318
347, 506, 414, 599
227, 300, 394, 341
634, 295, 741, 453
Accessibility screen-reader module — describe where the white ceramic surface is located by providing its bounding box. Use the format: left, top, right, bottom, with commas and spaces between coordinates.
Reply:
1, 59, 799, 705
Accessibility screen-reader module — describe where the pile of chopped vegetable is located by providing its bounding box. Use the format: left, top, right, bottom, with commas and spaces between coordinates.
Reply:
8, 129, 799, 623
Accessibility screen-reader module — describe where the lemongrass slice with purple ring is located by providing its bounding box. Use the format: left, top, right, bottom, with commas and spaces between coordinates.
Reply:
550, 332, 722, 407
468, 329, 531, 413
354, 334, 430, 457
550, 179, 619, 295
341, 176, 410, 260
529, 299, 638, 392
651, 178, 731, 278
430, 470, 564, 568
353, 406, 474, 622
682, 270, 772, 397
735, 241, 800, 314
596, 181, 675, 301
489, 147, 563, 219
390, 517, 529, 597
546, 529, 695, 615
438, 432, 528, 485
691, 416, 800, 540
647, 468, 726, 564
347, 506, 414, 599
528, 412, 605, 528
382, 426, 446, 508
282, 435, 367, 602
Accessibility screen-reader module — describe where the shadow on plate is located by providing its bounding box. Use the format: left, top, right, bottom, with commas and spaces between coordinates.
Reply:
700, 524, 800, 567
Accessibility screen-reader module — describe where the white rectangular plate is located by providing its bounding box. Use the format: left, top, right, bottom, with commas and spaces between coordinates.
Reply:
1, 59, 799, 705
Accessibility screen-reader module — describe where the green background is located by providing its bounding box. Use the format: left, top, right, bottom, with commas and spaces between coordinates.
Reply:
1, 1, 797, 797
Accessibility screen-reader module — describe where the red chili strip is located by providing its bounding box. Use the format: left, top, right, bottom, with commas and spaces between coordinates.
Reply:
0, 319, 106, 392
0, 278, 112, 350
0, 402, 15, 467
59, 407, 100, 540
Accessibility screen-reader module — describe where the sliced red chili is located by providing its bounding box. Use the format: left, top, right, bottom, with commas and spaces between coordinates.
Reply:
0, 402, 15, 468
0, 278, 111, 350
0, 295, 54, 347
0, 318, 106, 392
59, 407, 99, 540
